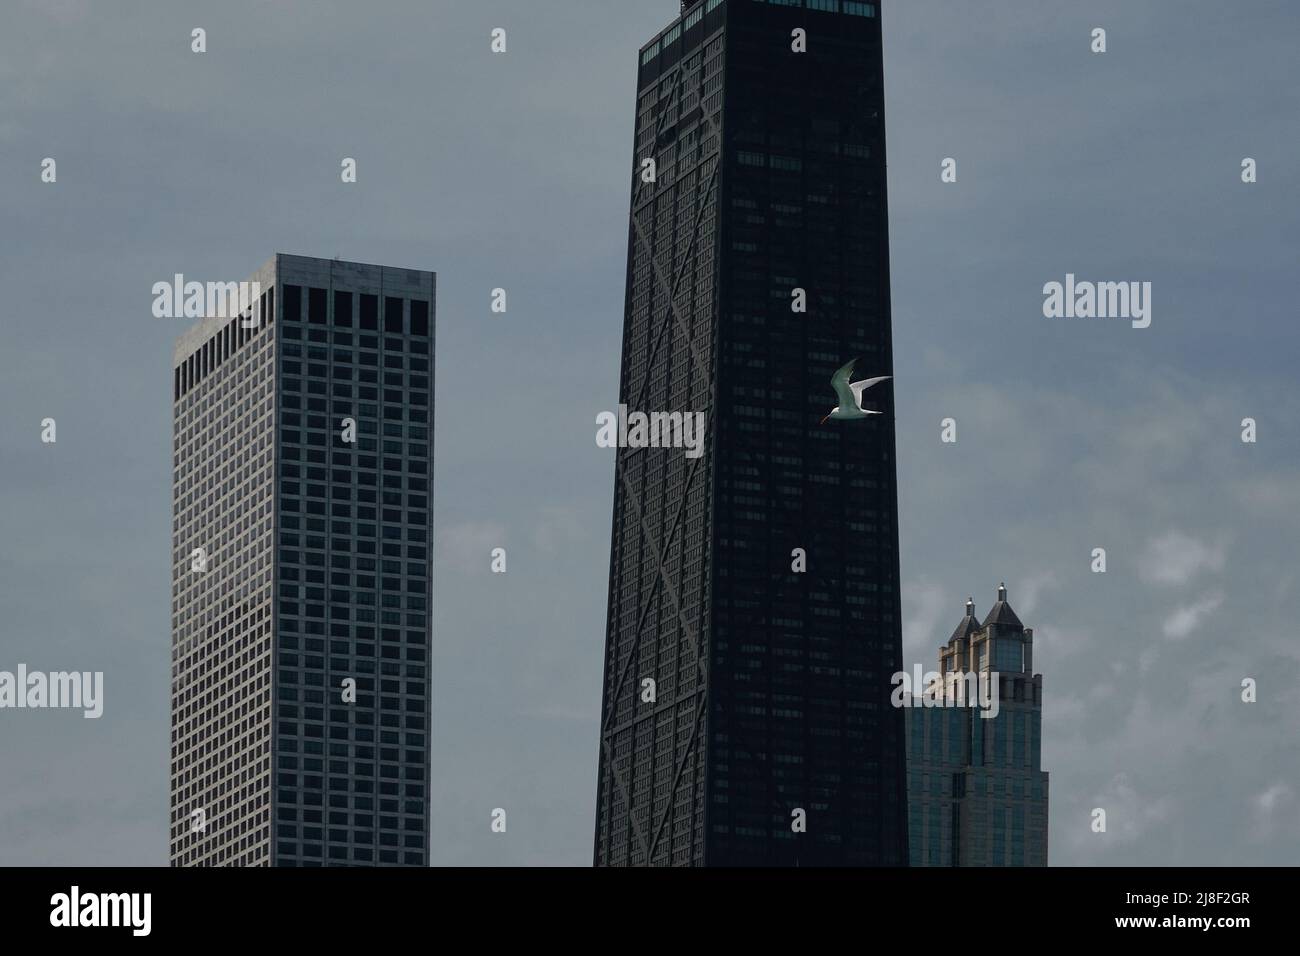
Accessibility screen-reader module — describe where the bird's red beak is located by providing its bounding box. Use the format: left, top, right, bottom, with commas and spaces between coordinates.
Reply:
818, 414, 830, 426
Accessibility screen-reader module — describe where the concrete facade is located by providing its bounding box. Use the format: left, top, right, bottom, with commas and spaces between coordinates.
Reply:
170, 254, 435, 866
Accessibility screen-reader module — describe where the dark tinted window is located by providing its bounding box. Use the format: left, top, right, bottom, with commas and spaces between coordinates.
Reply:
384, 297, 403, 334
360, 294, 378, 330
410, 300, 428, 337
334, 291, 352, 327
283, 284, 302, 323
308, 287, 327, 324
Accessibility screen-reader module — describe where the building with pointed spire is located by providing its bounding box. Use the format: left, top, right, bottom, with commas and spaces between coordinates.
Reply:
905, 583, 1048, 866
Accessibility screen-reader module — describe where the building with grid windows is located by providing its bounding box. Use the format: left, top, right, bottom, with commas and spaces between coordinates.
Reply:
169, 254, 435, 866
594, 0, 906, 865
905, 585, 1049, 866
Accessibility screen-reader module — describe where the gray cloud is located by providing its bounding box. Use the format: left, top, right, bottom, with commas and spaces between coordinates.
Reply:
2, 0, 1298, 866
1140, 532, 1227, 587
1162, 592, 1225, 640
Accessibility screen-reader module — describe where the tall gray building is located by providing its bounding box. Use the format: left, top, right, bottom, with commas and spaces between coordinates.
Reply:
905, 584, 1049, 866
169, 254, 435, 866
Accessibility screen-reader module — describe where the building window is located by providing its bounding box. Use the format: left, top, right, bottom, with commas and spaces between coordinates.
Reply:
283, 285, 302, 323
308, 288, 327, 324
410, 300, 429, 337
360, 294, 378, 331
334, 291, 352, 327
384, 298, 404, 334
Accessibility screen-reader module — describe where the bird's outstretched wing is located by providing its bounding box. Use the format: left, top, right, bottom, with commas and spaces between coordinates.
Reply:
848, 375, 891, 409
830, 358, 859, 411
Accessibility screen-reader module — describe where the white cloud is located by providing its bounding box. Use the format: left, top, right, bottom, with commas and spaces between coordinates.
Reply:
1043, 693, 1086, 725
1139, 531, 1225, 587
1026, 623, 1089, 666
1255, 782, 1294, 816
901, 578, 951, 664
531, 505, 588, 555
20, 0, 92, 25
1070, 772, 1173, 852
1162, 592, 1224, 640
1016, 570, 1057, 618
1250, 783, 1298, 841
1233, 475, 1300, 523
437, 521, 508, 574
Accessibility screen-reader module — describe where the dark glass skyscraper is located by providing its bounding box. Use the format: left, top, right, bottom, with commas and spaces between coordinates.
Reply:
170, 254, 435, 866
595, 0, 905, 865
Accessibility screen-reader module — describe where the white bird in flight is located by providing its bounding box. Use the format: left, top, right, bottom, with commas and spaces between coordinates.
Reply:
820, 358, 890, 425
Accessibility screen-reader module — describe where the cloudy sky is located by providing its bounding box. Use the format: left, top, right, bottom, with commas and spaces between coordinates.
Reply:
1, 0, 1297, 866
